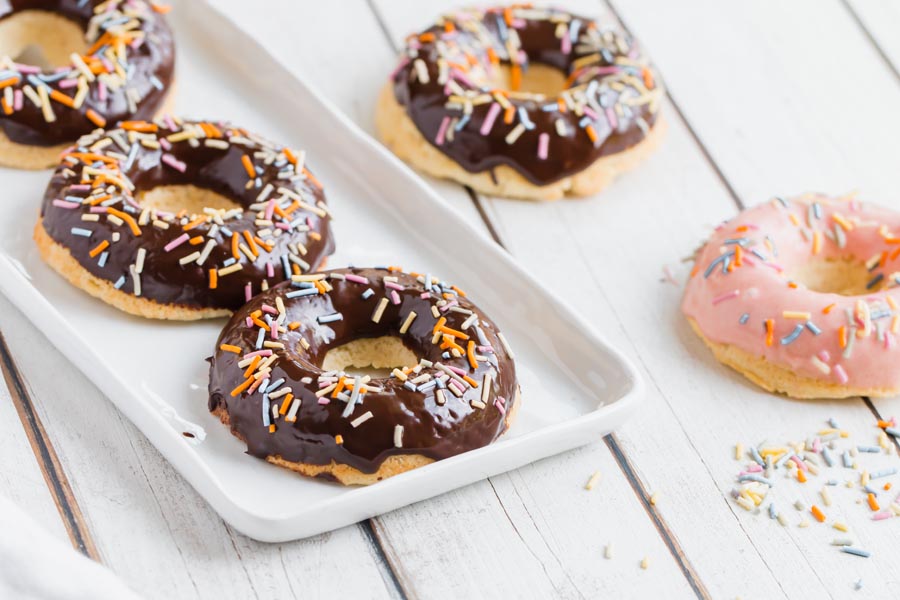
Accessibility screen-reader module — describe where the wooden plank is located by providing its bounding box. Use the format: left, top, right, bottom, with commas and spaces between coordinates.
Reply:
0, 337, 70, 546
0, 293, 399, 599
843, 0, 900, 81
372, 0, 900, 597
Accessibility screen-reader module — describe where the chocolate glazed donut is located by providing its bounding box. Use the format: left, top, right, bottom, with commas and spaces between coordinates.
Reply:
379, 5, 665, 200
35, 118, 334, 319
0, 0, 175, 167
208, 267, 520, 485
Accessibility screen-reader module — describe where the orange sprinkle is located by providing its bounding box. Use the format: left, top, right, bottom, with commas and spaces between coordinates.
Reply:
487, 47, 499, 65
120, 120, 157, 133
466, 340, 478, 370
510, 64, 522, 91
279, 393, 294, 415
241, 154, 256, 178
797, 469, 807, 483
463, 375, 479, 388
189, 236, 204, 245
88, 239, 109, 258
230, 376, 253, 397
885, 482, 893, 491
439, 325, 469, 340
335, 434, 344, 445
839, 325, 848, 349
88, 194, 112, 206
268, 424, 275, 433
503, 106, 516, 124
106, 207, 141, 236
151, 2, 172, 13
788, 213, 800, 226
49, 89, 75, 108
451, 285, 467, 297
503, 6, 513, 25
432, 316, 447, 334
208, 268, 218, 289
254, 236, 273, 252
891, 247, 900, 262
418, 32, 436, 43
585, 124, 598, 144
823, 303, 836, 314
868, 493, 880, 512
812, 231, 822, 255
810, 505, 825, 522
243, 230, 259, 257
733, 244, 743, 267
231, 232, 240, 260
878, 420, 893, 428
332, 376, 347, 399
642, 67, 655, 89
251, 315, 270, 332
787, 281, 798, 289
219, 344, 241, 354
302, 167, 323, 189
0, 97, 10, 115
557, 97, 567, 113
880, 250, 889, 268
283, 147, 298, 165
243, 355, 261, 379
0, 77, 20, 89
183, 216, 206, 231
765, 319, 774, 347
288, 321, 301, 330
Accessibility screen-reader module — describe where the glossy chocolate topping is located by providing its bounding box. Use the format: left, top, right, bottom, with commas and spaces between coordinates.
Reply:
39, 119, 334, 311
391, 6, 662, 185
0, 0, 174, 146
208, 267, 519, 476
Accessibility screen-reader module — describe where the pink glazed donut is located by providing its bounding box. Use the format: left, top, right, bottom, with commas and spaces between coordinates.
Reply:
682, 193, 900, 399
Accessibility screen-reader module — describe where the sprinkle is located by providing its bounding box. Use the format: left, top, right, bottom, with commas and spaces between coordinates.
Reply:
350, 411, 374, 428
840, 547, 871, 558
781, 324, 805, 345
537, 132, 549, 160
712, 290, 740, 304
585, 471, 601, 490
604, 543, 613, 559
399, 311, 417, 334
394, 425, 404, 448
317, 312, 343, 324
640, 557, 649, 570
372, 297, 389, 323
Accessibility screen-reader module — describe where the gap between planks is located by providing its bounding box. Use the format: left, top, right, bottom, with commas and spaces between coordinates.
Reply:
366, 1, 708, 597
0, 331, 100, 561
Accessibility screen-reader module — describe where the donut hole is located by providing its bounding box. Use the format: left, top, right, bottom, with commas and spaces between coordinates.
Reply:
0, 11, 87, 69
790, 257, 875, 296
321, 336, 418, 378
137, 185, 242, 216
488, 63, 568, 97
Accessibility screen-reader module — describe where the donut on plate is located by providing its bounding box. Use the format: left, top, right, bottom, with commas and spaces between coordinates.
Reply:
683, 193, 900, 399
35, 117, 334, 320
377, 5, 664, 201
208, 267, 520, 485
0, 0, 175, 169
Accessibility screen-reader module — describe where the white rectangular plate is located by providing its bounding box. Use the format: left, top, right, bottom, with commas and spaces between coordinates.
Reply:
0, 0, 642, 541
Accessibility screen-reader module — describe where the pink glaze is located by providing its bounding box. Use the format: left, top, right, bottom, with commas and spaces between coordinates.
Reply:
682, 194, 900, 391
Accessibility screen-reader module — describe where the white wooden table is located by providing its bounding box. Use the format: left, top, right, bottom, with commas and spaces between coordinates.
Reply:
4, 1, 900, 597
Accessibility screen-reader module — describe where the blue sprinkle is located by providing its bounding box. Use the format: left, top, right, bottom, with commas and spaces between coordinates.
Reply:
864, 484, 879, 495
149, 75, 163, 90
254, 328, 265, 349
857, 445, 881, 453
286, 288, 318, 299
704, 252, 733, 278
738, 474, 772, 486
222, 257, 236, 267
262, 392, 270, 427
774, 196, 788, 207
455, 113, 470, 131
822, 447, 835, 467
780, 324, 805, 345
281, 255, 291, 279
885, 427, 900, 438
842, 451, 853, 468
266, 378, 285, 393
317, 313, 343, 324
403, 381, 417, 392
98, 251, 108, 267
867, 273, 884, 289
871, 467, 897, 479
723, 238, 749, 246
71, 227, 92, 237
569, 19, 581, 42
749, 446, 765, 466
840, 547, 871, 558
739, 313, 750, 325
219, 226, 233, 237
768, 503, 778, 519
517, 107, 535, 130
828, 417, 840, 428
361, 288, 375, 300
827, 479, 838, 486
805, 321, 822, 335
113, 275, 126, 289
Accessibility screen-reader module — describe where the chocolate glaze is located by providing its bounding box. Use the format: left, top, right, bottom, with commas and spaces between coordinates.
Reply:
391, 7, 662, 186
208, 268, 519, 476
39, 120, 334, 311
0, 0, 174, 146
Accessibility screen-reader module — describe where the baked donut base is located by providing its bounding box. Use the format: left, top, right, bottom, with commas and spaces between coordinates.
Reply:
375, 82, 666, 201
34, 217, 230, 320
688, 318, 899, 399
0, 80, 178, 170
212, 387, 521, 486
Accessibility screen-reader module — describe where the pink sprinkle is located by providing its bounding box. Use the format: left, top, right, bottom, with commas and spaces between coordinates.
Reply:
318, 397, 331, 405
712, 290, 740, 305
163, 233, 189, 252
264, 199, 275, 221
161, 153, 185, 172
494, 399, 507, 415
440, 300, 459, 312
537, 133, 549, 160
345, 274, 369, 284
13, 89, 22, 111
873, 511, 893, 521
834, 364, 849, 384
560, 34, 571, 55
69, 184, 90, 192
58, 78, 78, 89
449, 380, 466, 395
160, 137, 172, 151
89, 206, 107, 214
480, 103, 501, 135
266, 262, 274, 277
812, 438, 822, 453
390, 290, 401, 305
605, 107, 618, 130
818, 350, 830, 362
762, 262, 784, 273
13, 63, 40, 74
790, 455, 808, 471
435, 116, 451, 146
420, 292, 430, 299
242, 350, 272, 359
261, 304, 278, 315
98, 81, 107, 102
742, 255, 757, 266
446, 365, 467, 377
385, 281, 405, 291
52, 199, 80, 209
886, 333, 894, 349
275, 222, 290, 231
245, 283, 252, 302
164, 114, 177, 130
245, 316, 253, 327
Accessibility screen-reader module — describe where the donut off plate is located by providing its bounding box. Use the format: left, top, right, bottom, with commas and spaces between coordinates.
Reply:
0, 1, 641, 542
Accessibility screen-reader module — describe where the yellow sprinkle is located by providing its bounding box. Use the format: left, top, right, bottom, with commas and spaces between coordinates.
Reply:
399, 311, 417, 335
820, 487, 832, 507
640, 557, 649, 570
735, 443, 744, 461
783, 311, 811, 320
585, 471, 602, 491
649, 492, 660, 506
833, 522, 849, 532
861, 471, 870, 486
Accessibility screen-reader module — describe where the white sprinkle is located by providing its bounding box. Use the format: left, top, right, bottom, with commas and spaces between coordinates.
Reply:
372, 297, 389, 323
399, 311, 417, 334
350, 411, 374, 428
394, 425, 404, 448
